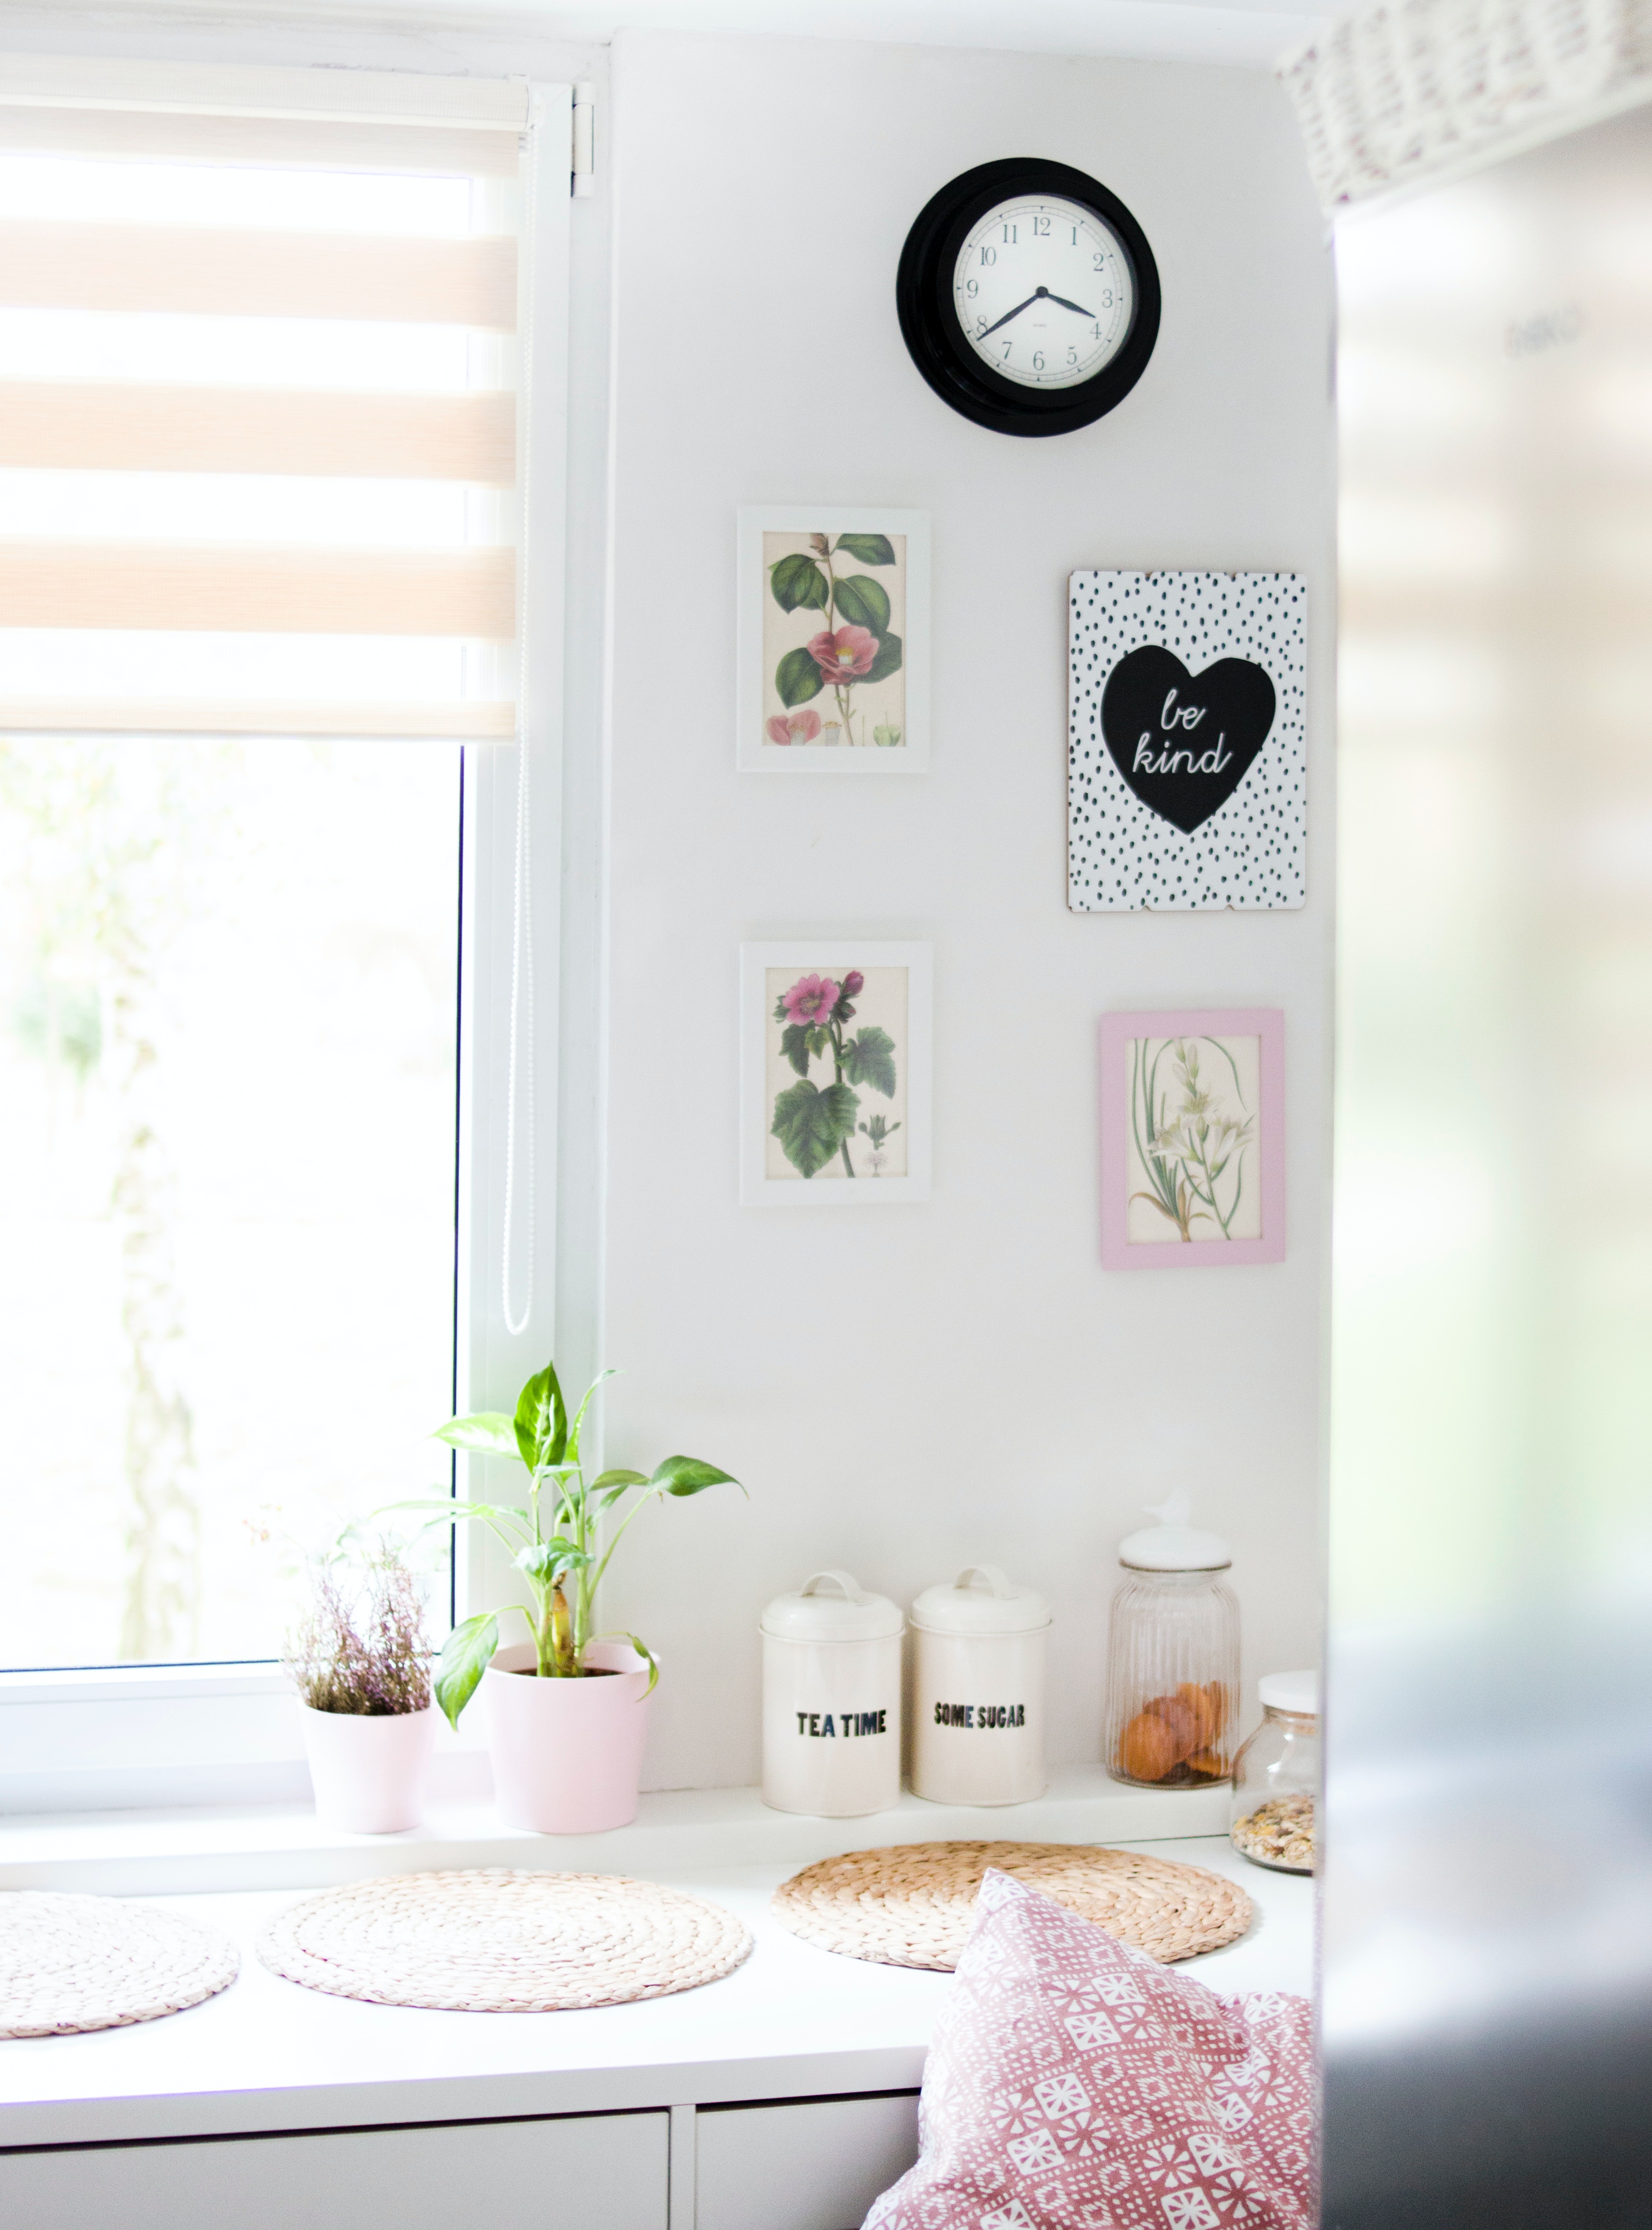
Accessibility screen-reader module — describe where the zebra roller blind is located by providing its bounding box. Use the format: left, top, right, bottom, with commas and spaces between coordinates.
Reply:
0, 62, 531, 738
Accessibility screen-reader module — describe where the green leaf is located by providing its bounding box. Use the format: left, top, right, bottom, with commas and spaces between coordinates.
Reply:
566, 1368, 615, 1463
833, 574, 891, 636
514, 1361, 568, 1471
779, 1022, 813, 1078
835, 533, 896, 566
590, 1468, 648, 1491
378, 1496, 532, 1547
776, 646, 824, 708
771, 1077, 858, 1178
432, 1412, 520, 1461
769, 551, 829, 612
863, 630, 903, 685
434, 1611, 498, 1731
594, 1631, 660, 1695
516, 1539, 593, 1585
649, 1454, 740, 1498
845, 1024, 897, 1098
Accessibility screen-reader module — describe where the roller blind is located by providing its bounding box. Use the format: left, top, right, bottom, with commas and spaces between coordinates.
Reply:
0, 71, 533, 739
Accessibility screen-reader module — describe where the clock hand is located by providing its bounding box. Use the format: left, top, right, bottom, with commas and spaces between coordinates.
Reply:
977, 292, 1041, 338
1044, 292, 1096, 317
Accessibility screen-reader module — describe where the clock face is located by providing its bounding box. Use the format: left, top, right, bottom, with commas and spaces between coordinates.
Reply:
896, 159, 1160, 437
952, 195, 1135, 392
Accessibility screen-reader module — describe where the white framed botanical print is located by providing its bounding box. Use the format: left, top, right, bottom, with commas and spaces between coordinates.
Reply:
736, 508, 931, 774
739, 942, 932, 1205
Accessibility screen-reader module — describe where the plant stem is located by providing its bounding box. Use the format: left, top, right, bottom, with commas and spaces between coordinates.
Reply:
829, 1015, 856, 1177
1187, 1134, 1234, 1237
822, 544, 856, 747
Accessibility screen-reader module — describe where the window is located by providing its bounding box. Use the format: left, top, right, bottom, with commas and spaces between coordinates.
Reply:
0, 62, 566, 1694
0, 734, 461, 1665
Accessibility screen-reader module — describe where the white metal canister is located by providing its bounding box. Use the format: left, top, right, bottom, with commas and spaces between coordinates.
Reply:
760, 1569, 903, 1817
910, 1564, 1051, 1806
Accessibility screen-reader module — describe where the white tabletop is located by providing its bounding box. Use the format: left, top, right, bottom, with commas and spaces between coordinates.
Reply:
0, 1835, 1313, 2147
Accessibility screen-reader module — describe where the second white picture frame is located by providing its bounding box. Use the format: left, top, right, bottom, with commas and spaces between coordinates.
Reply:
739, 941, 933, 1205
736, 507, 931, 774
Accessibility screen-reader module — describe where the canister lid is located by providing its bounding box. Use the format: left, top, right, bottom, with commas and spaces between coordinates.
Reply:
760, 1568, 903, 1642
1259, 1669, 1318, 1716
910, 1564, 1051, 1636
1118, 1491, 1231, 1572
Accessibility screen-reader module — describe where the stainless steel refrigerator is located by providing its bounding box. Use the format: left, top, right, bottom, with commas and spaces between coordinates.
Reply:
1327, 99, 1652, 2228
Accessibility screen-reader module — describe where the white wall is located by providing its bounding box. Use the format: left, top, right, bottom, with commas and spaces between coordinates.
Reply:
599, 28, 1334, 1790
0, 6, 1332, 1801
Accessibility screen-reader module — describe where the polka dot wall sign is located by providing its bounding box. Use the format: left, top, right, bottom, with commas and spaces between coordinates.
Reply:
1068, 571, 1307, 911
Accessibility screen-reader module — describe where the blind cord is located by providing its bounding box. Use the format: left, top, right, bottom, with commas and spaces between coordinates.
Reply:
501, 106, 539, 1340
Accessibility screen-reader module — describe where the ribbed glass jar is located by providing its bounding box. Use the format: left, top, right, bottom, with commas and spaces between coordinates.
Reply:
1103, 1567, 1240, 1788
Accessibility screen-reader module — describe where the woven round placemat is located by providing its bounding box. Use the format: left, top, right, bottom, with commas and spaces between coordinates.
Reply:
772, 1841, 1251, 1971
259, 1868, 751, 2011
0, 1890, 239, 2039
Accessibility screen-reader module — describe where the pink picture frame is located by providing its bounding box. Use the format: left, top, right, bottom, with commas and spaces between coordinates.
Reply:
1099, 1008, 1286, 1269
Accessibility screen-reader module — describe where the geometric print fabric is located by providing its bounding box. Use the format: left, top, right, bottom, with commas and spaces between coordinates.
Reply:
863, 1869, 1315, 2230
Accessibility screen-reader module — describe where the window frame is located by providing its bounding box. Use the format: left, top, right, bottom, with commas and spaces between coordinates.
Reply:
0, 69, 573, 1812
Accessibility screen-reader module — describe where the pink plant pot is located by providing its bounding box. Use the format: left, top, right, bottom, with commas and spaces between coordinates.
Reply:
483, 1638, 653, 1834
299, 1702, 436, 1834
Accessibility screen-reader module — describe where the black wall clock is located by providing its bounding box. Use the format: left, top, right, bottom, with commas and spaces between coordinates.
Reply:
896, 158, 1160, 438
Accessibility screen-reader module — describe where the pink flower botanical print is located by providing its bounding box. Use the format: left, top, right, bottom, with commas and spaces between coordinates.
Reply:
766, 532, 903, 749
771, 969, 897, 1179
765, 709, 822, 746
780, 974, 841, 1029
807, 624, 879, 684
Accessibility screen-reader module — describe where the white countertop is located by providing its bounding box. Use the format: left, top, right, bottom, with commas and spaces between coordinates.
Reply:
0, 1828, 1313, 2148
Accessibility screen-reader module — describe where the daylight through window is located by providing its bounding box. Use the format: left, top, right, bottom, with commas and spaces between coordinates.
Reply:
0, 96, 524, 1667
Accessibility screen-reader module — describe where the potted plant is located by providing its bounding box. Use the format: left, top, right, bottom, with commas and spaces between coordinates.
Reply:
395, 1356, 739, 1834
283, 1539, 436, 1834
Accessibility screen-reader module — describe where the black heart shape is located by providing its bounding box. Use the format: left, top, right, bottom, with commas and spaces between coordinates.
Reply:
1100, 646, 1277, 835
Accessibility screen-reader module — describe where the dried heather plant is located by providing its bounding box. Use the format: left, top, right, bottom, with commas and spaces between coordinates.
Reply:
283, 1542, 432, 1716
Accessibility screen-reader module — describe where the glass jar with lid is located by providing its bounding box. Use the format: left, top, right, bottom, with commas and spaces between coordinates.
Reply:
1229, 1670, 1319, 1872
1103, 1507, 1240, 1788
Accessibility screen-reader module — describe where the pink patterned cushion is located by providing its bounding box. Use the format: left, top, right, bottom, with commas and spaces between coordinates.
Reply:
865, 1868, 1315, 2230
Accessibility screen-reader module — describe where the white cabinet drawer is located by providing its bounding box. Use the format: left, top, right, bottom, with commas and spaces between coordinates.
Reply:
0, 2109, 669, 2230
696, 2093, 920, 2230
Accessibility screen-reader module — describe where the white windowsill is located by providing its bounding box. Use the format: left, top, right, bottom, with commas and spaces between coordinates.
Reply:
0, 1767, 1232, 1897
0, 1663, 289, 1704
0, 1794, 1311, 2148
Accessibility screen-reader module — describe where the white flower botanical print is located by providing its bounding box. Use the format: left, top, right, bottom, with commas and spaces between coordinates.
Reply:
1128, 1035, 1261, 1244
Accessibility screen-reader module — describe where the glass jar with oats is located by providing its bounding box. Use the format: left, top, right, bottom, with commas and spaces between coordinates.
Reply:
1229, 1672, 1319, 1873
1103, 1509, 1239, 1791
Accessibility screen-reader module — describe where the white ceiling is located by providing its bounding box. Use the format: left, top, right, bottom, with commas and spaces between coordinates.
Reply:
68, 0, 1329, 71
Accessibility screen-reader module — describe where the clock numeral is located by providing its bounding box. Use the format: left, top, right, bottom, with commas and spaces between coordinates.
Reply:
1033, 215, 1050, 238
980, 246, 996, 265
1071, 227, 1079, 244
965, 277, 978, 298
976, 316, 987, 336
1032, 351, 1045, 372
1001, 340, 1013, 359
1093, 252, 1108, 270
1091, 323, 1104, 339
1100, 292, 1113, 308
1002, 223, 1017, 244
1067, 347, 1079, 366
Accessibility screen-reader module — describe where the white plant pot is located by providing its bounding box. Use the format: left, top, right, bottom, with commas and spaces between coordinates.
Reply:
299, 1702, 436, 1834
483, 1638, 653, 1834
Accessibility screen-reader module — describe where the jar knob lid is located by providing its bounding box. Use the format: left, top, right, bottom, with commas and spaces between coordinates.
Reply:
952, 1563, 1015, 1598
799, 1568, 865, 1602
